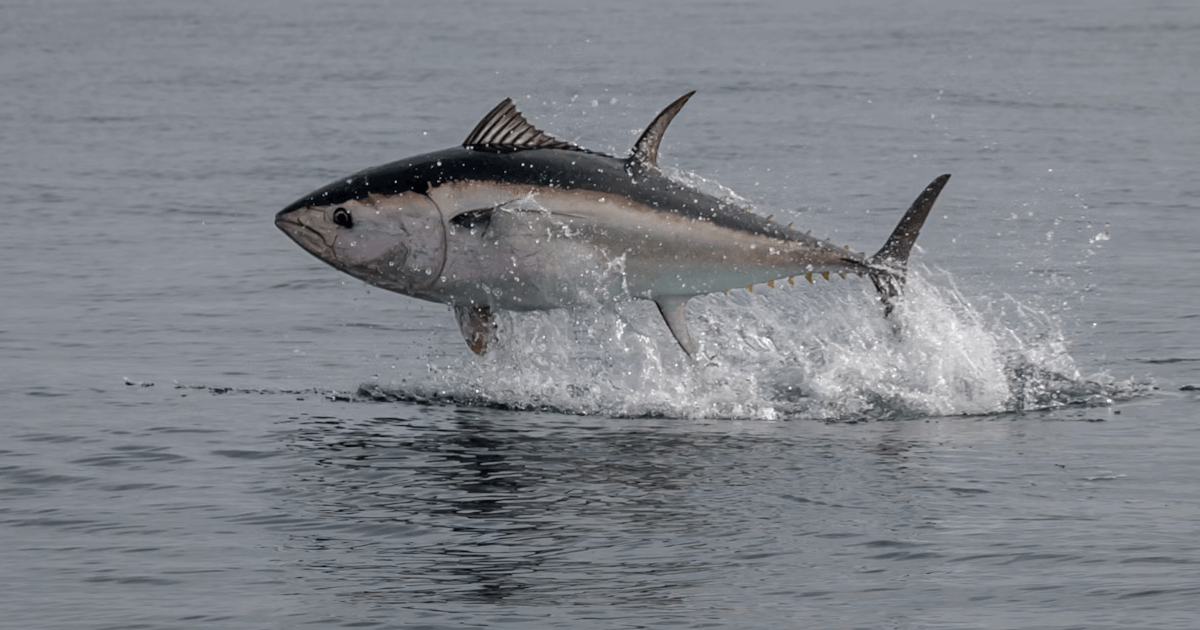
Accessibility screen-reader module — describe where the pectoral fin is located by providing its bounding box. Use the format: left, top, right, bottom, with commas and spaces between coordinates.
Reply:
454, 305, 497, 355
449, 207, 493, 232
654, 297, 699, 357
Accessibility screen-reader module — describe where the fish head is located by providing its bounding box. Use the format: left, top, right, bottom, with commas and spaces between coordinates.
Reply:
275, 188, 445, 295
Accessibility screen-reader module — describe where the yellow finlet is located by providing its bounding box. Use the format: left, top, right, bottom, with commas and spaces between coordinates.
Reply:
822, 272, 830, 280
805, 273, 813, 283
767, 279, 775, 288
788, 276, 795, 286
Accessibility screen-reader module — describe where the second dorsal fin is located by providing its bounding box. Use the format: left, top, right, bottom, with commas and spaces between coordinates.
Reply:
629, 91, 695, 168
463, 98, 582, 152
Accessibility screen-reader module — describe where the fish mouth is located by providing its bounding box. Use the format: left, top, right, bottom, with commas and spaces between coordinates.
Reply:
275, 208, 337, 261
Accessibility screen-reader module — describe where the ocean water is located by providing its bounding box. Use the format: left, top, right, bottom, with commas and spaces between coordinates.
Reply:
2, 0, 1198, 628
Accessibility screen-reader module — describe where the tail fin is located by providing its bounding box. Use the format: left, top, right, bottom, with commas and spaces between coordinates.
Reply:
869, 174, 951, 315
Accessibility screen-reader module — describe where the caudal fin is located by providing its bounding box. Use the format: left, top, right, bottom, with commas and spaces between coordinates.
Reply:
869, 174, 951, 315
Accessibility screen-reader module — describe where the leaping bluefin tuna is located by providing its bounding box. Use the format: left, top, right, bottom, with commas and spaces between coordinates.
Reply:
276, 92, 950, 356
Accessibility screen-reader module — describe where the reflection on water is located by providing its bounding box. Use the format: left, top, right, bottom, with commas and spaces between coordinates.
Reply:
281, 409, 725, 607
6, 385, 1191, 629
271, 405, 1054, 616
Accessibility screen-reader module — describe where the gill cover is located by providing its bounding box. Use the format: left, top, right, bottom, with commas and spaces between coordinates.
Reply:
347, 192, 446, 295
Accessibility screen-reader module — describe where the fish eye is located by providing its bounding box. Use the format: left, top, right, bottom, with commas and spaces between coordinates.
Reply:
332, 207, 353, 228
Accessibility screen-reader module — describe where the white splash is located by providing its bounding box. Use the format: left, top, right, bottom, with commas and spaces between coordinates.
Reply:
385, 268, 1141, 420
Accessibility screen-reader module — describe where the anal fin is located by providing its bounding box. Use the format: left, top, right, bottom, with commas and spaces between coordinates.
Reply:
654, 297, 699, 357
454, 305, 497, 355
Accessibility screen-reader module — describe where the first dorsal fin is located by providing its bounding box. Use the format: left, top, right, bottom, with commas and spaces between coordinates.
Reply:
629, 91, 695, 168
463, 98, 582, 152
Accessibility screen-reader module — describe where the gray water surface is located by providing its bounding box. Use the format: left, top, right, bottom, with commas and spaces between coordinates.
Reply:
2, 1, 1198, 628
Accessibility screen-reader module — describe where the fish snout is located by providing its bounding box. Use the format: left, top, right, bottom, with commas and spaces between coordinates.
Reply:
275, 205, 337, 260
